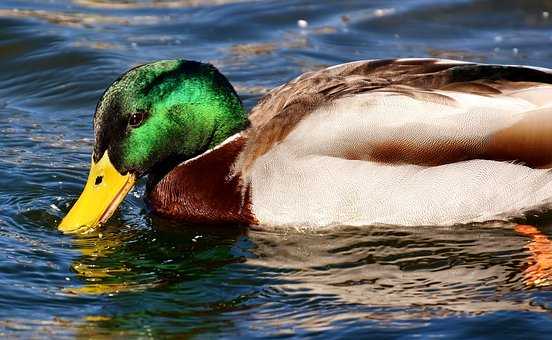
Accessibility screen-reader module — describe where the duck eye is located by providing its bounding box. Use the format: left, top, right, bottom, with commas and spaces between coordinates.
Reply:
129, 112, 147, 128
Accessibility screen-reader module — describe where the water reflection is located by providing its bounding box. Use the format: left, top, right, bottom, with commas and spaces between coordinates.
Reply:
67, 218, 249, 295
3, 0, 552, 336
64, 221, 552, 335
248, 225, 536, 314
516, 224, 552, 287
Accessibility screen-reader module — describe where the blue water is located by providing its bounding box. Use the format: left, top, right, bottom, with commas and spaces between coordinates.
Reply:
2, 0, 552, 338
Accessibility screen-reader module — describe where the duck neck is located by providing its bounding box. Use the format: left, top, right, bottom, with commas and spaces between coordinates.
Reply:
145, 133, 255, 225
146, 107, 250, 191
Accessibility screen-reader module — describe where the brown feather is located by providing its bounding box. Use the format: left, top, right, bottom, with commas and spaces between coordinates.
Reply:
147, 135, 257, 225
341, 138, 483, 166
485, 107, 552, 168
234, 59, 552, 176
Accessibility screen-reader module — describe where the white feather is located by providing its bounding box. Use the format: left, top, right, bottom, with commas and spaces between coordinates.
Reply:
248, 89, 552, 227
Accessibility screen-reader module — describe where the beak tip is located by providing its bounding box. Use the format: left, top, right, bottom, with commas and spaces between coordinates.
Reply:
58, 219, 93, 234
57, 153, 136, 235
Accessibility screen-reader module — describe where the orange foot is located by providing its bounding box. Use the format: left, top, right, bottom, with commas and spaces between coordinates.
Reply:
515, 224, 552, 287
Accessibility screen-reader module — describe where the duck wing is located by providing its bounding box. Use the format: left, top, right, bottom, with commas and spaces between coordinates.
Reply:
237, 58, 552, 176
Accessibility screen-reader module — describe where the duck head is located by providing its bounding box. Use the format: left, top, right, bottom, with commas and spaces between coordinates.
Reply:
59, 60, 248, 233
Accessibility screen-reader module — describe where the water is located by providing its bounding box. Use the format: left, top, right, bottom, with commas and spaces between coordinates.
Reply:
2, 0, 552, 337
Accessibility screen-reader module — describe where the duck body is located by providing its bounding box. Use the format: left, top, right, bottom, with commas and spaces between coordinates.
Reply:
58, 58, 552, 232
146, 58, 552, 228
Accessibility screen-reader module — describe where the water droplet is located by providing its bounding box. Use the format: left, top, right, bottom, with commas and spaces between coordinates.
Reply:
374, 8, 396, 17
297, 19, 308, 28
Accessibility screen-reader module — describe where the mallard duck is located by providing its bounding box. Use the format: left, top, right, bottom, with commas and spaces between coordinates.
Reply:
59, 58, 552, 233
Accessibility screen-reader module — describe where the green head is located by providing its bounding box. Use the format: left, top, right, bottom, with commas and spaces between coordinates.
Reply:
93, 59, 248, 176
58, 60, 249, 233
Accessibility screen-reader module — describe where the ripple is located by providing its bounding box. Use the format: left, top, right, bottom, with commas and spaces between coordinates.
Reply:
3, 0, 552, 337
73, 0, 248, 10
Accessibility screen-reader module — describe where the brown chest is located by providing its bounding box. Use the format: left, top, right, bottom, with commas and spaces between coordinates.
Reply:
146, 135, 256, 225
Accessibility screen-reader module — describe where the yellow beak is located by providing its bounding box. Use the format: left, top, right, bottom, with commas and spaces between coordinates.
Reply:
58, 152, 136, 233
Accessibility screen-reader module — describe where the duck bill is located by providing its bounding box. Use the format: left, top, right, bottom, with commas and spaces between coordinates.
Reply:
58, 152, 135, 233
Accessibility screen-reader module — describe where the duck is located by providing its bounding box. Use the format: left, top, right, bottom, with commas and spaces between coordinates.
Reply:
58, 58, 552, 233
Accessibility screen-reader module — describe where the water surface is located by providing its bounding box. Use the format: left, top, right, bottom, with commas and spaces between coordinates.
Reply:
2, 0, 552, 337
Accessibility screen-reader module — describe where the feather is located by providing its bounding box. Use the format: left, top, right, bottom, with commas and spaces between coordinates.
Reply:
234, 58, 552, 180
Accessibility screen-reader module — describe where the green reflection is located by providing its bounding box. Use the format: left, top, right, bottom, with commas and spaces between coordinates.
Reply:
67, 217, 248, 296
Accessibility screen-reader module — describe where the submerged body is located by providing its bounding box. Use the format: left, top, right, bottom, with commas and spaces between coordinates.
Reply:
59, 58, 552, 232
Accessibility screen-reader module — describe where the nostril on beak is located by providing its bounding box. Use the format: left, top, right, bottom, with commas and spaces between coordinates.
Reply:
95, 176, 103, 185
